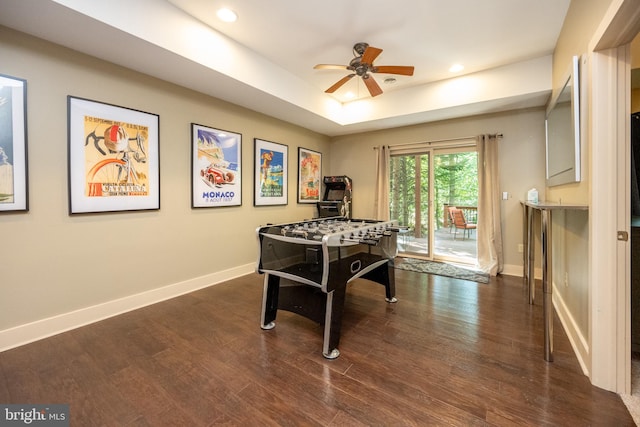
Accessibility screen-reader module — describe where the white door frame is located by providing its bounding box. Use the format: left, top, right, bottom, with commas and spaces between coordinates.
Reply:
588, 0, 640, 393
589, 45, 631, 393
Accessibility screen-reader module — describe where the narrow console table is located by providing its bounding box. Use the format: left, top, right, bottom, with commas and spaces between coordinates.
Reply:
522, 201, 588, 362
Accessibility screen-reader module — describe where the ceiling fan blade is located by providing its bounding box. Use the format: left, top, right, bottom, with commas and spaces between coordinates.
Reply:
373, 65, 415, 76
325, 74, 355, 93
361, 46, 382, 65
363, 75, 383, 97
314, 64, 349, 70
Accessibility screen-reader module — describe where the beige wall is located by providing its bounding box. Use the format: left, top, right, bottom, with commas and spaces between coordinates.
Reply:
552, 0, 616, 88
549, 0, 616, 205
546, 0, 620, 361
329, 108, 547, 275
0, 26, 330, 333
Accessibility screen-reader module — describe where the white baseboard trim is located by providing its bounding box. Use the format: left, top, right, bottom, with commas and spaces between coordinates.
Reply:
500, 263, 542, 280
0, 263, 256, 353
552, 282, 590, 376
501, 264, 523, 277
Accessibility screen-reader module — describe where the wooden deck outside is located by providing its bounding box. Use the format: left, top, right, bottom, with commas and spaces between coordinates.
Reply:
399, 226, 477, 263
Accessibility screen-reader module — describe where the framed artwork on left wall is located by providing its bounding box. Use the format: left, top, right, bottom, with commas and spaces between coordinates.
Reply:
297, 147, 321, 204
254, 138, 288, 206
67, 96, 160, 214
0, 74, 28, 212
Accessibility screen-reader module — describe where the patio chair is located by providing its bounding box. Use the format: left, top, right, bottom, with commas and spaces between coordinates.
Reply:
451, 208, 477, 240
447, 206, 457, 233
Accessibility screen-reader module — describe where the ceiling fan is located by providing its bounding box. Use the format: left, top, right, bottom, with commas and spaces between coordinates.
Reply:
314, 42, 415, 97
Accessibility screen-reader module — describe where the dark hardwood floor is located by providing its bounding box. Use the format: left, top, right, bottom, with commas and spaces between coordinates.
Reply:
0, 269, 634, 426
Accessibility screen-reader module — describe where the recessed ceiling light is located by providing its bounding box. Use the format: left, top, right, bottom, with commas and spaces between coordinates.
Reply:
449, 64, 464, 73
217, 8, 238, 22
383, 77, 397, 84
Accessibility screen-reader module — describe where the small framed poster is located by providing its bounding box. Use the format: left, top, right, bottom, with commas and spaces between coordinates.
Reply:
191, 123, 242, 208
297, 147, 322, 204
0, 74, 28, 212
254, 138, 287, 206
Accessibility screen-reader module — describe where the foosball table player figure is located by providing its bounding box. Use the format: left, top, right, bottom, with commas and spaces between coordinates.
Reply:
255, 217, 403, 359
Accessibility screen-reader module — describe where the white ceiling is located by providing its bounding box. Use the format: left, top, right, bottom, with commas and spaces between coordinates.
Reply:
0, 0, 570, 136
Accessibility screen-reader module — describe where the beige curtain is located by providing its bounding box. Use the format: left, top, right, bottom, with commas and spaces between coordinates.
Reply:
477, 134, 503, 275
374, 145, 390, 220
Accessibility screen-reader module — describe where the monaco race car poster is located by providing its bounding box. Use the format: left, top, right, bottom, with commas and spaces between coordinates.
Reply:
191, 123, 242, 208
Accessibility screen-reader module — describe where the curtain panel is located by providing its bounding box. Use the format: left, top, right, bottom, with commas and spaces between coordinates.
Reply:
374, 145, 391, 221
477, 134, 504, 275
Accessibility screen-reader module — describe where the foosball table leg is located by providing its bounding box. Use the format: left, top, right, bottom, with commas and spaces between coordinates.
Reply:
322, 287, 347, 359
361, 262, 398, 303
385, 264, 398, 303
260, 273, 279, 330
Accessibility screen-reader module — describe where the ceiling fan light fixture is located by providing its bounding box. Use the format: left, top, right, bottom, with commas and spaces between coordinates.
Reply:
315, 42, 413, 97
216, 8, 238, 22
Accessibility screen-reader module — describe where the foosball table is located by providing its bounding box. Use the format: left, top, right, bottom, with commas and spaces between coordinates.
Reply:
255, 217, 403, 359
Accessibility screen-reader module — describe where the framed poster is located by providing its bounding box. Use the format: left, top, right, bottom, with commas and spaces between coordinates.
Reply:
297, 147, 321, 204
254, 138, 287, 206
0, 74, 28, 212
191, 123, 242, 208
68, 96, 160, 214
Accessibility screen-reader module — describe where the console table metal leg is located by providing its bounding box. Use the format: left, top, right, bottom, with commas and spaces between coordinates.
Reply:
523, 204, 528, 287
541, 209, 554, 362
527, 205, 535, 304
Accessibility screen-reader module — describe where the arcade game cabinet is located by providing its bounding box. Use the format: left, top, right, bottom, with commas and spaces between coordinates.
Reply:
317, 175, 352, 218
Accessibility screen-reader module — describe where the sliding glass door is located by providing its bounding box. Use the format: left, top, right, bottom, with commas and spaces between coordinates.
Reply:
390, 153, 430, 255
433, 150, 478, 264
390, 145, 478, 264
